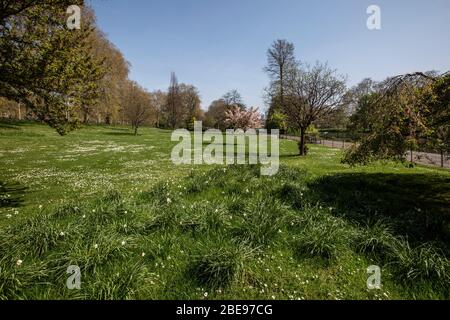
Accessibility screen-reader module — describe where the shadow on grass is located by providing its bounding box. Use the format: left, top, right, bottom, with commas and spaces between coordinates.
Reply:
0, 181, 27, 208
308, 173, 450, 249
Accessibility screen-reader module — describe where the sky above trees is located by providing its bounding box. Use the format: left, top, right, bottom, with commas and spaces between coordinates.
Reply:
91, 0, 450, 112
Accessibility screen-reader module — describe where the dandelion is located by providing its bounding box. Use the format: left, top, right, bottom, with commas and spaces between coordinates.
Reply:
82, 214, 86, 219
167, 198, 172, 204
141, 252, 146, 257
6, 214, 12, 219
39, 205, 43, 209
204, 292, 208, 298
94, 244, 99, 249
60, 232, 65, 236
14, 210, 19, 215
16, 259, 23, 266
121, 241, 126, 246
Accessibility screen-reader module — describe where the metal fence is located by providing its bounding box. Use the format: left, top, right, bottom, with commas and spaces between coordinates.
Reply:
280, 135, 450, 169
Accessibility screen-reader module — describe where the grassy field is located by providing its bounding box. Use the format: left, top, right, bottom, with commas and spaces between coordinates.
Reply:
1, 121, 449, 300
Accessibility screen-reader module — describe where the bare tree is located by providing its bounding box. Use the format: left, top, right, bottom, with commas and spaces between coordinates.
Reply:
123, 81, 153, 135
264, 40, 297, 118
285, 62, 346, 155
222, 89, 244, 109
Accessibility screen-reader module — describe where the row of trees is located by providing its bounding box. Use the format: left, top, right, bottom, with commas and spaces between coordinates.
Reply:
0, 1, 209, 135
0, 1, 264, 136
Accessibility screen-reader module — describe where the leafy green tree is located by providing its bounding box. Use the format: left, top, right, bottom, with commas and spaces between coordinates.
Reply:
0, 1, 103, 135
343, 72, 448, 165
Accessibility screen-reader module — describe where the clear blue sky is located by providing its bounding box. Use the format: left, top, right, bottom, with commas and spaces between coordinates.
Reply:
90, 0, 450, 112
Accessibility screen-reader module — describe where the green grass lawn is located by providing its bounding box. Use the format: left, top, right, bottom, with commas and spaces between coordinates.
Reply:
1, 121, 449, 300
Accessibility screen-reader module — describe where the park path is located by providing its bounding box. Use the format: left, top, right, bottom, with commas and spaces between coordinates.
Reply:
280, 135, 450, 169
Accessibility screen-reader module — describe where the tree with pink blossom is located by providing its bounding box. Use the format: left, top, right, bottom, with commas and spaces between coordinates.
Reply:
224, 106, 263, 130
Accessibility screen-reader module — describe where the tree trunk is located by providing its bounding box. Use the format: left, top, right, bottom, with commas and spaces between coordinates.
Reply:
134, 125, 138, 136
299, 128, 306, 156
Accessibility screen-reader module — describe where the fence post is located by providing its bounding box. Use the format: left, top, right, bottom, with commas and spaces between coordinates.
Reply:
441, 150, 444, 168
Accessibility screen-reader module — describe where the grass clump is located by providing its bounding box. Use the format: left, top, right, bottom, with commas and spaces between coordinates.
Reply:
390, 241, 450, 289
293, 208, 354, 261
354, 220, 397, 261
189, 241, 254, 290
231, 196, 287, 247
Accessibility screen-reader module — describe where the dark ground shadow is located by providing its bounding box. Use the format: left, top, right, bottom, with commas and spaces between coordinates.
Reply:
308, 173, 450, 248
0, 181, 27, 209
